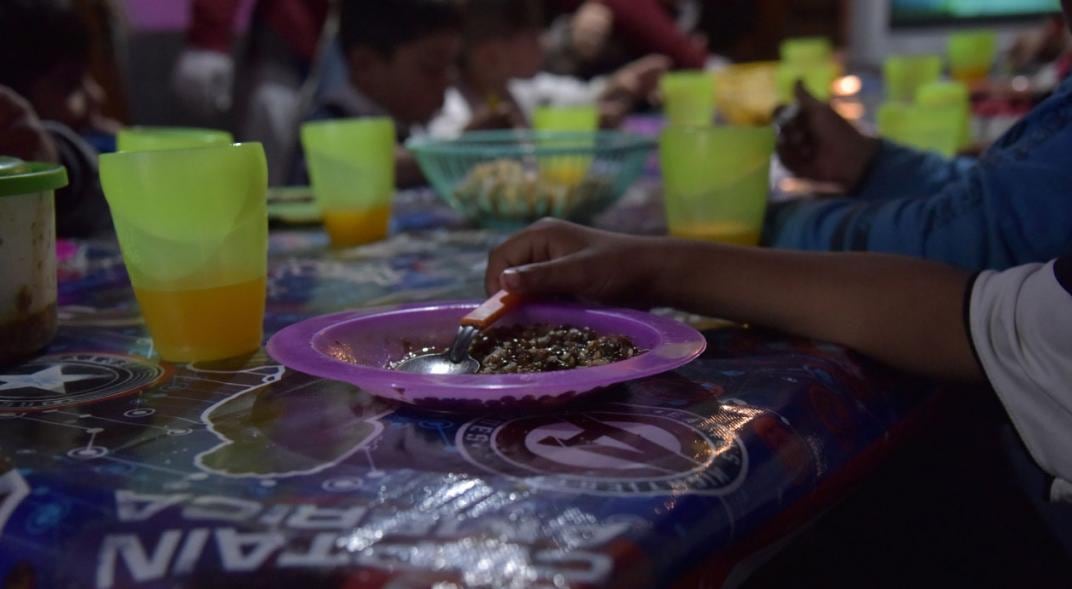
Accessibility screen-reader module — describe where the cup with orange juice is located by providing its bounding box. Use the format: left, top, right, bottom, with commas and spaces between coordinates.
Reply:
659, 125, 775, 246
947, 30, 997, 86
301, 118, 395, 248
99, 143, 269, 362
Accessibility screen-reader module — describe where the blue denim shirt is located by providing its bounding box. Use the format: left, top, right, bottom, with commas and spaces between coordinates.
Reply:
764, 75, 1072, 270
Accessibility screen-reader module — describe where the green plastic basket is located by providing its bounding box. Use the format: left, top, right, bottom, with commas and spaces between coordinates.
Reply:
407, 130, 654, 229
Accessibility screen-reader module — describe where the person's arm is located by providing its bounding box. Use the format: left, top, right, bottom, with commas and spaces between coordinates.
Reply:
776, 82, 974, 200
764, 144, 1072, 270
187, 0, 243, 54
485, 219, 981, 381
595, 0, 706, 69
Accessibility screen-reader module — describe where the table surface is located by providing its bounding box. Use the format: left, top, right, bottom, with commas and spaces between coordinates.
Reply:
0, 189, 933, 589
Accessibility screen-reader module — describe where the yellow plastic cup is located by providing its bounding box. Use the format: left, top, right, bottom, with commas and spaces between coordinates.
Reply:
99, 143, 268, 362
948, 30, 997, 85
117, 127, 234, 152
877, 102, 961, 157
660, 70, 716, 127
301, 118, 395, 248
780, 37, 833, 67
532, 105, 599, 132
916, 80, 970, 148
883, 54, 942, 103
659, 125, 775, 246
776, 61, 837, 102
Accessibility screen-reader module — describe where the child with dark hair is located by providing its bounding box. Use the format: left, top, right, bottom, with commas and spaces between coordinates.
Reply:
299, 0, 464, 187
0, 0, 114, 238
428, 0, 668, 138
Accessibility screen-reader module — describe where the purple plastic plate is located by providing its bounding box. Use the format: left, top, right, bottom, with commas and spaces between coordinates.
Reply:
266, 301, 706, 408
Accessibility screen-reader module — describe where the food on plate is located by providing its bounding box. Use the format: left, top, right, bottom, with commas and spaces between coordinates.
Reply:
394, 323, 639, 374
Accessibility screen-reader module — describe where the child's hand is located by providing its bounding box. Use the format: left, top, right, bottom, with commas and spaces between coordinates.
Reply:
607, 55, 671, 105
571, 2, 614, 61
485, 218, 664, 306
0, 86, 57, 164
464, 102, 525, 132
776, 81, 879, 192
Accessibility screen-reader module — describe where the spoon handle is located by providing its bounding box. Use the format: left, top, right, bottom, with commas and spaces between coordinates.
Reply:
460, 290, 521, 329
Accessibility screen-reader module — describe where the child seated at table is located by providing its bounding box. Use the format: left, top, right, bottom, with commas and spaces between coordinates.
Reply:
427, 0, 670, 139
768, 58, 1072, 270
299, 0, 464, 186
484, 218, 1072, 501
0, 0, 116, 238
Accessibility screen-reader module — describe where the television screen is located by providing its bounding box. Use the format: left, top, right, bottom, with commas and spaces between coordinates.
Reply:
891, 0, 1060, 27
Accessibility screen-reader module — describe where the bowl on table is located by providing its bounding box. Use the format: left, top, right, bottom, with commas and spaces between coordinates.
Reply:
266, 301, 705, 409
407, 130, 654, 229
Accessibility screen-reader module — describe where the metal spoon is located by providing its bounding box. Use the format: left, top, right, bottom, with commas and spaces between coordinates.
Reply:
395, 290, 521, 375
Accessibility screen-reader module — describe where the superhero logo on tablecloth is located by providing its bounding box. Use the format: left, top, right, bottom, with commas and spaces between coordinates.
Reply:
458, 403, 751, 496
0, 353, 167, 413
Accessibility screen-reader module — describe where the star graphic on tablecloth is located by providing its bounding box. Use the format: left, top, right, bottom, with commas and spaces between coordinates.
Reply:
0, 365, 104, 394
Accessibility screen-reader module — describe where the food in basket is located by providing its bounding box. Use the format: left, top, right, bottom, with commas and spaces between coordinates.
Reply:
452, 159, 613, 219
394, 323, 640, 374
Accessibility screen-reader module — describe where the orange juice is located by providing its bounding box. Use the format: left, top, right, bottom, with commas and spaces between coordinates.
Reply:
951, 67, 988, 86
322, 205, 391, 248
671, 222, 761, 246
134, 277, 266, 362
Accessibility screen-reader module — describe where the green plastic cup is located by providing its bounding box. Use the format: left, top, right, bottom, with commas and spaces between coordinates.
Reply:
300, 118, 396, 248
916, 80, 970, 148
660, 70, 716, 127
117, 127, 234, 152
532, 105, 599, 132
99, 143, 268, 362
659, 125, 775, 246
780, 37, 833, 66
877, 102, 961, 157
776, 61, 837, 102
883, 54, 942, 103
948, 30, 997, 84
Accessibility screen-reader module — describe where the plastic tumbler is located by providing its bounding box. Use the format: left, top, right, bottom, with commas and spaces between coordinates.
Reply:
877, 102, 960, 157
117, 127, 234, 152
780, 37, 832, 66
916, 80, 970, 148
659, 125, 775, 246
301, 118, 395, 248
948, 30, 997, 85
532, 105, 599, 132
99, 143, 268, 362
883, 54, 942, 103
660, 71, 716, 127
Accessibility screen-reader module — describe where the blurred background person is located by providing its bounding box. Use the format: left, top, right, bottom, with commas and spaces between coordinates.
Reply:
0, 0, 117, 238
543, 0, 708, 79
172, 0, 330, 184
428, 0, 668, 138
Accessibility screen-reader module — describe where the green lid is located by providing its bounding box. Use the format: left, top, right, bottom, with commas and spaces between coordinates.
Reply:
0, 157, 68, 198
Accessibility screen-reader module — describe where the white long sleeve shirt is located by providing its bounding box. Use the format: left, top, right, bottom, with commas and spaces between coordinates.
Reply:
969, 257, 1072, 501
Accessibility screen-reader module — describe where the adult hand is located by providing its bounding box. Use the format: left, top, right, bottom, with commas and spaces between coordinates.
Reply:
571, 2, 614, 62
607, 54, 671, 104
0, 86, 57, 164
484, 218, 665, 306
172, 49, 234, 117
776, 81, 880, 192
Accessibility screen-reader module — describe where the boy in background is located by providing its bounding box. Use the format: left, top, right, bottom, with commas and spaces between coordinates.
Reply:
299, 0, 464, 187
428, 0, 668, 139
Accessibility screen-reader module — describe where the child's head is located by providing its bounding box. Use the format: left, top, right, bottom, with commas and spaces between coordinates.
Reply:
0, 0, 104, 133
339, 0, 464, 126
461, 0, 545, 85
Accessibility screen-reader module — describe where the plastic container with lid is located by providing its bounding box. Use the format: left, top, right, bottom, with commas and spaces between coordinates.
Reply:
0, 157, 68, 365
